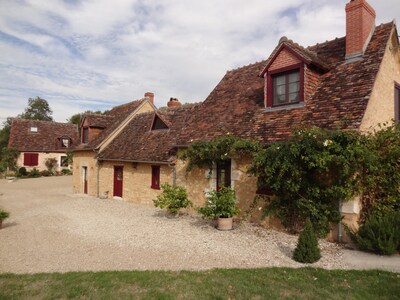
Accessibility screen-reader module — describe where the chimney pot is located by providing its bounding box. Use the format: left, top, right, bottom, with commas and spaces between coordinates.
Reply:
144, 92, 154, 104
167, 98, 182, 108
345, 0, 376, 61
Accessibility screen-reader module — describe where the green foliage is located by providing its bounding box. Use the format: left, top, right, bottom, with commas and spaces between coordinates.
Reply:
153, 183, 192, 214
0, 148, 19, 173
0, 118, 12, 161
348, 211, 400, 255
61, 168, 72, 175
28, 168, 40, 178
45, 157, 58, 173
250, 127, 363, 236
293, 219, 321, 263
198, 187, 240, 219
359, 123, 400, 222
40, 170, 53, 177
181, 135, 260, 171
19, 97, 53, 121
0, 208, 10, 221
18, 167, 28, 177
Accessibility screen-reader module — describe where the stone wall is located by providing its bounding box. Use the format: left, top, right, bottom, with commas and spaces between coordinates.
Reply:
72, 150, 98, 196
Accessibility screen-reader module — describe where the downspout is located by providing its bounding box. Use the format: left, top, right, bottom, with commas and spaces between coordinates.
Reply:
338, 199, 343, 243
168, 161, 176, 187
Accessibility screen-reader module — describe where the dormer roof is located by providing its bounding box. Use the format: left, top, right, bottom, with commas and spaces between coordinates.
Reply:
260, 37, 330, 77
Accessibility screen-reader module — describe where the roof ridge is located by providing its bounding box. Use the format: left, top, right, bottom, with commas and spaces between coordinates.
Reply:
226, 60, 267, 73
11, 118, 75, 126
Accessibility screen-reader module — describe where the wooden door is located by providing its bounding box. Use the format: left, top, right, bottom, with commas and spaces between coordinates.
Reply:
113, 166, 123, 197
83, 167, 88, 194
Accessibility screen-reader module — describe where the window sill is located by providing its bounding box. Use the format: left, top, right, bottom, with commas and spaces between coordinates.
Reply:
266, 102, 304, 112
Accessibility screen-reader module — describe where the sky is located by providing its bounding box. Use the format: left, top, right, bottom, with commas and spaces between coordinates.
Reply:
0, 0, 399, 125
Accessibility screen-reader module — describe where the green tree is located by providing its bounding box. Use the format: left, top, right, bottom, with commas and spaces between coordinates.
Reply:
293, 219, 321, 263
20, 97, 53, 121
0, 117, 12, 153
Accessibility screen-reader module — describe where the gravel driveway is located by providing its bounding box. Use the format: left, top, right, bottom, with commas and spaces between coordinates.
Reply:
0, 176, 399, 274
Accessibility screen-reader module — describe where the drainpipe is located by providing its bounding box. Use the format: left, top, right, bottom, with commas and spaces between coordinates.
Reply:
338, 199, 343, 243
168, 161, 176, 187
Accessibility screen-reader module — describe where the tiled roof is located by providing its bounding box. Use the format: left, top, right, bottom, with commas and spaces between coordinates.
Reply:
8, 119, 78, 152
95, 22, 394, 163
98, 104, 199, 162
82, 114, 112, 128
179, 22, 394, 145
74, 99, 146, 150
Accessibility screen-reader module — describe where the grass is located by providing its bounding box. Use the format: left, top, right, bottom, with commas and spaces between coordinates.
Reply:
0, 268, 399, 300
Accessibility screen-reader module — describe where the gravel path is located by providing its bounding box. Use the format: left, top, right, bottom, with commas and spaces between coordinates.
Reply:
0, 176, 399, 274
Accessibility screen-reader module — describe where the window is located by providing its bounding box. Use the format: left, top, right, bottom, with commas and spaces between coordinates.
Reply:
30, 126, 38, 132
60, 156, 68, 167
151, 166, 160, 189
217, 160, 231, 190
266, 64, 304, 108
60, 138, 70, 148
151, 116, 169, 130
395, 84, 400, 123
82, 127, 89, 144
273, 70, 300, 106
24, 153, 39, 166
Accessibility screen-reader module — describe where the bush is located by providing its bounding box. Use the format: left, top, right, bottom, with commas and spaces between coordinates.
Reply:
198, 187, 240, 219
293, 219, 321, 263
153, 183, 192, 214
0, 208, 10, 221
40, 170, 53, 177
18, 167, 28, 177
349, 211, 400, 255
45, 157, 58, 172
28, 168, 40, 178
61, 168, 72, 175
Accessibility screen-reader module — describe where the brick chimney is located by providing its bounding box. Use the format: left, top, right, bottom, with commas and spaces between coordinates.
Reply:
345, 0, 376, 62
167, 97, 182, 108
144, 92, 154, 104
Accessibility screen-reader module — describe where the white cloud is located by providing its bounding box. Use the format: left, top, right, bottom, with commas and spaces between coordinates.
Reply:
0, 0, 399, 125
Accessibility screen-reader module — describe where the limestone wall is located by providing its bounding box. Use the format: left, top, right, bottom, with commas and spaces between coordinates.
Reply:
360, 28, 400, 131
72, 150, 98, 196
17, 152, 70, 172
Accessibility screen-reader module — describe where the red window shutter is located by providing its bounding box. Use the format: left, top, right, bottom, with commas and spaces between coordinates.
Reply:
23, 153, 30, 166
32, 153, 38, 166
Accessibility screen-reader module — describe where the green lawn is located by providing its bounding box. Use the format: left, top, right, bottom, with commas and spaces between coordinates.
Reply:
0, 268, 399, 300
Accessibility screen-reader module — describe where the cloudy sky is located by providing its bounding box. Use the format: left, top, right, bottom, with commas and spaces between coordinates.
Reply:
0, 0, 399, 124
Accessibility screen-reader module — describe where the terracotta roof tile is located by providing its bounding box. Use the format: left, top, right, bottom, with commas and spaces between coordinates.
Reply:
8, 119, 78, 152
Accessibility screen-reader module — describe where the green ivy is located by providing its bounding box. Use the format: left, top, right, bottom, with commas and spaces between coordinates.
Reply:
180, 135, 260, 171
249, 127, 365, 237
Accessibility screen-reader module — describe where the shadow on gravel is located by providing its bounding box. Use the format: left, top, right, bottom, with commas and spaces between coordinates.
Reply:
277, 242, 294, 258
1, 221, 18, 229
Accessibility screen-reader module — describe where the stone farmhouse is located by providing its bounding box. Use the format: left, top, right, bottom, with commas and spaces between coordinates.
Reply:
8, 119, 78, 172
72, 0, 400, 237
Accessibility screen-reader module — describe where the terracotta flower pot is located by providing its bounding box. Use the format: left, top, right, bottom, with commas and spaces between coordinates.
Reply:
217, 217, 233, 231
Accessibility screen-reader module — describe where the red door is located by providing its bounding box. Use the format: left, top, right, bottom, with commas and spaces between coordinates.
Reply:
113, 166, 123, 197
83, 167, 88, 194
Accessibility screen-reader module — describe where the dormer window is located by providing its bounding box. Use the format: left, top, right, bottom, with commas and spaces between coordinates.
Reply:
30, 126, 38, 132
273, 70, 300, 106
61, 138, 70, 148
267, 64, 304, 108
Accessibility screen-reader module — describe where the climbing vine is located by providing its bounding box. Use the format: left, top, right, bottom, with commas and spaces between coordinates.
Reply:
180, 134, 260, 171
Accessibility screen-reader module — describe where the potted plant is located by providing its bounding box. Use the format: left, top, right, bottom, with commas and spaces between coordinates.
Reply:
0, 208, 10, 229
198, 187, 240, 230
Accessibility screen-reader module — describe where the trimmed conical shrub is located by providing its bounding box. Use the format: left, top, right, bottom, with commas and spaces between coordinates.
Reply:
293, 219, 321, 263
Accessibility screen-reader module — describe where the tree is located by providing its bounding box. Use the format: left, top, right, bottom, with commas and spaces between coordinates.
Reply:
67, 110, 107, 126
0, 118, 12, 153
293, 219, 321, 263
19, 97, 53, 121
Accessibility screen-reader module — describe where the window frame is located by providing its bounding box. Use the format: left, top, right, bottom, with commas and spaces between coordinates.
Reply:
60, 156, 68, 167
60, 137, 70, 148
267, 63, 304, 108
395, 82, 400, 124
23, 153, 39, 166
151, 165, 161, 190
82, 127, 89, 144
216, 160, 231, 191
